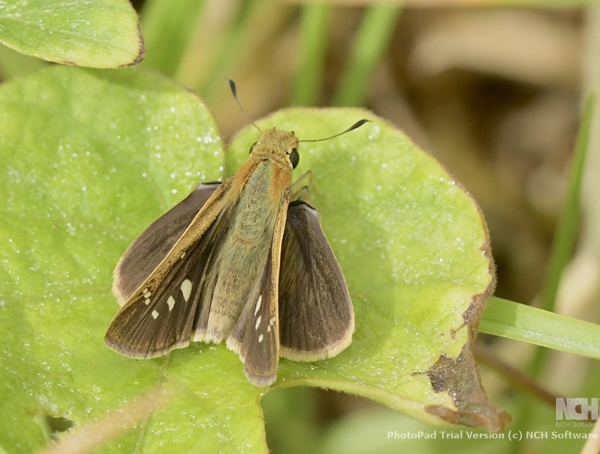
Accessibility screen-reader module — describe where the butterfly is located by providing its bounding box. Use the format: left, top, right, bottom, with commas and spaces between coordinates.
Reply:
105, 81, 367, 386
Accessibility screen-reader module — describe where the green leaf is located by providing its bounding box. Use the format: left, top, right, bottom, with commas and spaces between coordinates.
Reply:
0, 66, 506, 453
0, 66, 224, 452
0, 0, 143, 68
228, 109, 508, 431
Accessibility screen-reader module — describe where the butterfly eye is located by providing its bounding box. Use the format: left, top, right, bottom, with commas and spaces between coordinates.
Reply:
289, 148, 299, 169
249, 141, 258, 154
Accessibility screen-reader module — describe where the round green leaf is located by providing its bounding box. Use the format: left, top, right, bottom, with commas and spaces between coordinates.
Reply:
228, 110, 509, 430
0, 66, 228, 453
0, 0, 143, 68
0, 65, 507, 454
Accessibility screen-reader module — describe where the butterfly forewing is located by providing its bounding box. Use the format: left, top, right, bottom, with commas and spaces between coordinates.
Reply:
113, 183, 220, 304
278, 201, 354, 361
105, 181, 233, 358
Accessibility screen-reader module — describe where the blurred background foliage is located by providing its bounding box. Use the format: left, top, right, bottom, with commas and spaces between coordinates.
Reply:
2, 0, 599, 453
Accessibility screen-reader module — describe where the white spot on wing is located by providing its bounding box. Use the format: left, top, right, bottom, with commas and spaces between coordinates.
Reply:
167, 296, 175, 311
255, 315, 262, 330
144, 298, 150, 305
152, 310, 159, 319
181, 279, 192, 301
258, 334, 264, 343
254, 295, 262, 315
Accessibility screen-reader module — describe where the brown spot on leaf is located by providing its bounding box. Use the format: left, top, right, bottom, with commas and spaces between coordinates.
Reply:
426, 189, 512, 432
426, 350, 511, 432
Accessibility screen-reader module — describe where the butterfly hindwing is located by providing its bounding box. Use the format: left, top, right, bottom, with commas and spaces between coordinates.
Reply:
229, 248, 280, 386
226, 188, 289, 386
278, 201, 354, 361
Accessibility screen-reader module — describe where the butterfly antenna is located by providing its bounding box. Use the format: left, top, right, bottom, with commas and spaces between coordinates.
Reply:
299, 119, 371, 143
227, 78, 261, 133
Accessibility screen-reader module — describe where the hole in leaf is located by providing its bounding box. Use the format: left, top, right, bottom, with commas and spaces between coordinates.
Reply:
45, 415, 74, 437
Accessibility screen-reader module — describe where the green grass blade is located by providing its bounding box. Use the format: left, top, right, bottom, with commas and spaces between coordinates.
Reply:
291, 3, 331, 106
528, 93, 596, 377
333, 5, 400, 107
198, 0, 263, 103
140, 0, 206, 77
480, 297, 600, 359
539, 93, 596, 314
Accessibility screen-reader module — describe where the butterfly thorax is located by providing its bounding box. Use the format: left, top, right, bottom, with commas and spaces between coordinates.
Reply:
232, 162, 288, 243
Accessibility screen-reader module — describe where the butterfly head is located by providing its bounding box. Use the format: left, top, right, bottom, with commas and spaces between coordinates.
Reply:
250, 128, 300, 169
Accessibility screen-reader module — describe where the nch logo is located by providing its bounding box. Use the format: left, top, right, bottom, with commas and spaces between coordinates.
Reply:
556, 398, 599, 420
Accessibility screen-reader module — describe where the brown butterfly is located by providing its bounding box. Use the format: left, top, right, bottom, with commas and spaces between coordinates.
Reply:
105, 81, 367, 386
